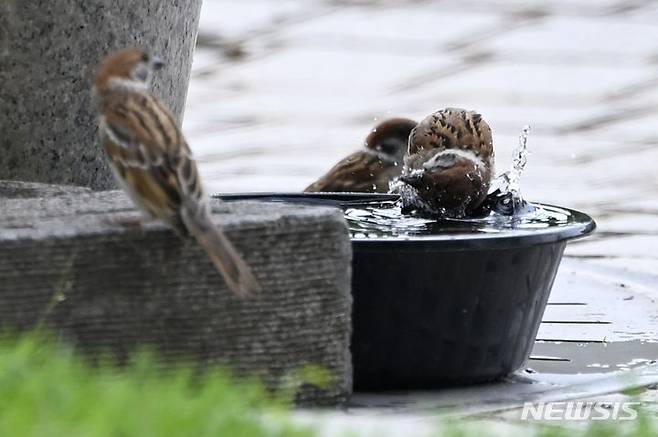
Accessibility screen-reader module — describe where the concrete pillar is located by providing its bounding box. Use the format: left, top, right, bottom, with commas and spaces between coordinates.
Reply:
0, 0, 202, 189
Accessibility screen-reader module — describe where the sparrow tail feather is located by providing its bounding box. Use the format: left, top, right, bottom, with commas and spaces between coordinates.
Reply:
182, 209, 260, 297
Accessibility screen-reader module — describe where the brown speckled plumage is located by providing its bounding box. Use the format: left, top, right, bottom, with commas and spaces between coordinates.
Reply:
397, 108, 494, 217
305, 118, 417, 193
95, 48, 259, 296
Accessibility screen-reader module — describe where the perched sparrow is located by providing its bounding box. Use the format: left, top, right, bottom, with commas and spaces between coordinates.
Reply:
94, 47, 259, 296
394, 108, 494, 218
304, 118, 417, 193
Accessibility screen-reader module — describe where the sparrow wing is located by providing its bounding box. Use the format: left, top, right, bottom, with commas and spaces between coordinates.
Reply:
408, 109, 493, 161
101, 92, 259, 296
101, 93, 192, 225
305, 150, 398, 193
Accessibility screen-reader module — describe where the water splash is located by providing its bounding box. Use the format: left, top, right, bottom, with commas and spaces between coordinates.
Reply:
484, 125, 532, 216
503, 125, 531, 196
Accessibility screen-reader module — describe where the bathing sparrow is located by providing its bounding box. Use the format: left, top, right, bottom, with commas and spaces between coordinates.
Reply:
94, 47, 259, 296
305, 118, 417, 193
394, 108, 494, 218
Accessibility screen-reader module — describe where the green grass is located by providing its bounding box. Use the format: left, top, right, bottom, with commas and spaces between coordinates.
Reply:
0, 333, 313, 437
0, 333, 654, 437
536, 415, 657, 437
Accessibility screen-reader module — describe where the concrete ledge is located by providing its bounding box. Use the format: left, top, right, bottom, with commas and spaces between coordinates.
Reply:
0, 180, 92, 199
0, 184, 353, 405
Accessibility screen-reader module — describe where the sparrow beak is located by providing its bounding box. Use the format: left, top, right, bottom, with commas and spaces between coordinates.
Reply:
152, 57, 165, 70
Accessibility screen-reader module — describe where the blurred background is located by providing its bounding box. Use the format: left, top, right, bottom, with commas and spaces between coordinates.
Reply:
184, 0, 658, 221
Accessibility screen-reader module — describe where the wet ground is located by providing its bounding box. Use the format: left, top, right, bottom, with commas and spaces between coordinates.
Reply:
183, 0, 658, 432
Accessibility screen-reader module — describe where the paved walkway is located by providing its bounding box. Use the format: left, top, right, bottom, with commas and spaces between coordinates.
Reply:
183, 0, 658, 432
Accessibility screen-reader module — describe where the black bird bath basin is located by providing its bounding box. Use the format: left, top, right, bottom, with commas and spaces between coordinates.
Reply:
218, 193, 596, 390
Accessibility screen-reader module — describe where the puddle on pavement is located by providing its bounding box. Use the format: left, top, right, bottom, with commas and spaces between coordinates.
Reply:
529, 340, 657, 374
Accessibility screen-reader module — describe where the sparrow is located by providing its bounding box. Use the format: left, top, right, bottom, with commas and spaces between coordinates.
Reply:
304, 118, 417, 193
94, 47, 259, 296
394, 108, 494, 218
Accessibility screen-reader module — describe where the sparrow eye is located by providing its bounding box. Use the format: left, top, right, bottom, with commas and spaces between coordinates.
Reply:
132, 64, 150, 83
151, 57, 165, 70
141, 52, 150, 63
377, 139, 404, 156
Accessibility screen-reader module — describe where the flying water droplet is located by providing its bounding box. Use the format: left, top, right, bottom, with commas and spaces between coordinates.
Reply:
486, 125, 532, 216
505, 124, 530, 196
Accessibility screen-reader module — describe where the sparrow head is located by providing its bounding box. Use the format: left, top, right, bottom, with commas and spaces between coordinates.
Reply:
95, 47, 165, 93
364, 118, 417, 162
398, 150, 492, 217
408, 108, 494, 165
397, 109, 495, 217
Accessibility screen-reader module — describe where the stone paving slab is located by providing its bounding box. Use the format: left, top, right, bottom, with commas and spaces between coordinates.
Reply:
346, 372, 658, 421
293, 412, 536, 437
197, 0, 306, 41
566, 235, 658, 259
535, 259, 658, 344
280, 6, 501, 47
581, 109, 658, 142
482, 14, 658, 59
449, 0, 631, 15
580, 258, 658, 290
414, 62, 652, 107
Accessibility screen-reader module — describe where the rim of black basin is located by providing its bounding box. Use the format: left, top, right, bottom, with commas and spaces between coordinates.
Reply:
214, 192, 596, 250
216, 192, 399, 206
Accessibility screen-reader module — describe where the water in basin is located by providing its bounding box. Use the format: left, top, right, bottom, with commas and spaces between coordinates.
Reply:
346, 201, 581, 239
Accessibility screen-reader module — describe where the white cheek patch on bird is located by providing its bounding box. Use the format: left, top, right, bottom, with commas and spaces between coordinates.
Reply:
108, 77, 149, 94
422, 148, 485, 171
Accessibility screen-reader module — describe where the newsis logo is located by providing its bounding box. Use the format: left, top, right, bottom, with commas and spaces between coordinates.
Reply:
521, 401, 640, 421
